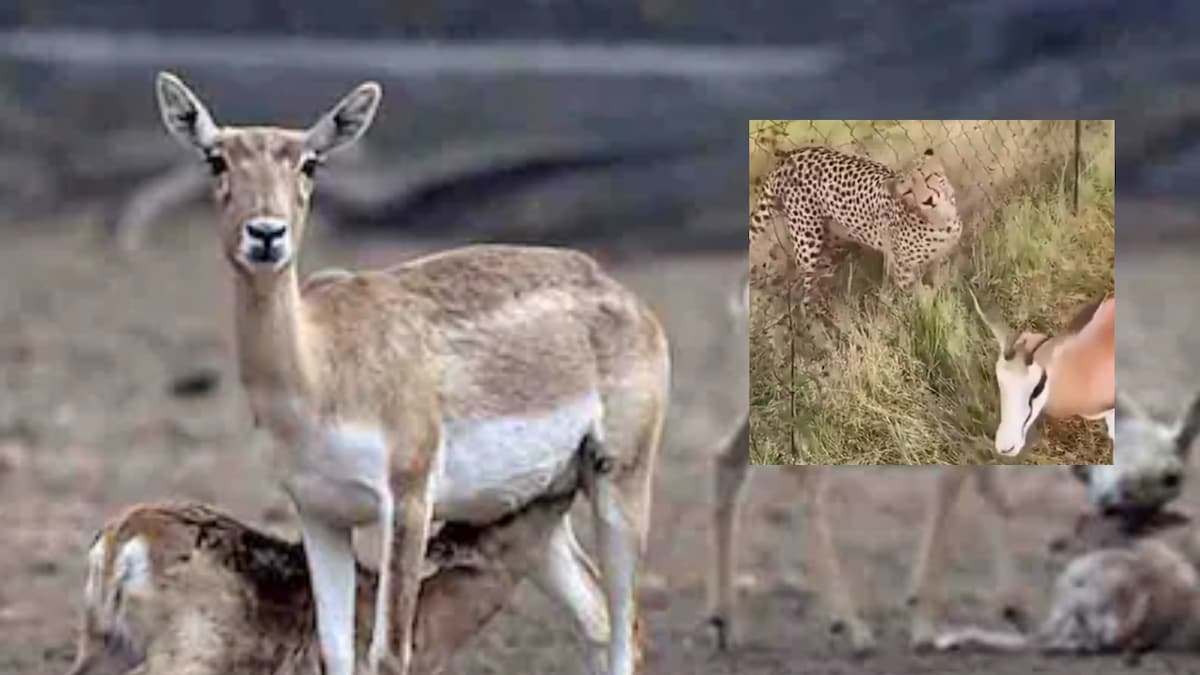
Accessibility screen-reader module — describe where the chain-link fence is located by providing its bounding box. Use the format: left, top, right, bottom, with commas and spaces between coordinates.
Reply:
748, 120, 1114, 464
750, 120, 1089, 222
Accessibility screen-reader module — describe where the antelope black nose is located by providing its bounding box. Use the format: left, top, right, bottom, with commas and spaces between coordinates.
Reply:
244, 220, 287, 242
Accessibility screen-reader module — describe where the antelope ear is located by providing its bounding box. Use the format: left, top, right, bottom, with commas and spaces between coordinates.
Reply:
305, 81, 382, 156
1174, 389, 1200, 458
156, 72, 219, 152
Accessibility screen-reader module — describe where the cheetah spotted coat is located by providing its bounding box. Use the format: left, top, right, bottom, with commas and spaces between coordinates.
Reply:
749, 146, 962, 315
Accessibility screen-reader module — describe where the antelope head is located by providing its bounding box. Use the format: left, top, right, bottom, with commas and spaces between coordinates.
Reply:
1078, 389, 1200, 524
969, 289, 1056, 456
155, 72, 381, 280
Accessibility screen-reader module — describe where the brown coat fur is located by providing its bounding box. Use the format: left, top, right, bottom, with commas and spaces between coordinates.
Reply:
68, 492, 582, 675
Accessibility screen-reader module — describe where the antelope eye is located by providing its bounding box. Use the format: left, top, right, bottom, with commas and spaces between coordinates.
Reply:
300, 156, 320, 177
205, 154, 227, 176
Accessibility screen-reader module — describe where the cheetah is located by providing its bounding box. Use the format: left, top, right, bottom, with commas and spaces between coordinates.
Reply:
749, 146, 962, 316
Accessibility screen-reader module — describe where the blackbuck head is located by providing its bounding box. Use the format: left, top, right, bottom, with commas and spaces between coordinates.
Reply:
155, 72, 381, 279
969, 289, 1057, 456
1077, 390, 1200, 523
888, 148, 961, 232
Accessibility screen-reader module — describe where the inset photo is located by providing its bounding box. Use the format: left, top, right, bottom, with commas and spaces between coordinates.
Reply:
749, 120, 1114, 465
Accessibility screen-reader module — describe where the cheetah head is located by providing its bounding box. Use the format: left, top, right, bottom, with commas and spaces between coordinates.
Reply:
888, 148, 961, 233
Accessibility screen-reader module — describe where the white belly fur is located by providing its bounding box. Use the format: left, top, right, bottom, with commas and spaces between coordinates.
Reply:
434, 391, 601, 523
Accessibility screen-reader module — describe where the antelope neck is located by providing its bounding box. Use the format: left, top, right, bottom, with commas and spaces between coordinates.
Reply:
234, 265, 317, 401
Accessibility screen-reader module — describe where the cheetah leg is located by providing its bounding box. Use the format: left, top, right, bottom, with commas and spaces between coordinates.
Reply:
810, 233, 851, 314
924, 256, 953, 289
890, 262, 919, 290
785, 217, 824, 320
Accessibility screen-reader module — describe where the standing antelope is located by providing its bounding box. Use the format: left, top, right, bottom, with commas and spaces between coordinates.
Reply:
709, 274, 875, 653
155, 72, 669, 675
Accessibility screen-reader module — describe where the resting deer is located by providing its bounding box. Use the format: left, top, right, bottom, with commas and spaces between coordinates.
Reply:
931, 537, 1200, 656
930, 387, 1200, 655
709, 274, 875, 653
155, 72, 669, 675
66, 485, 583, 674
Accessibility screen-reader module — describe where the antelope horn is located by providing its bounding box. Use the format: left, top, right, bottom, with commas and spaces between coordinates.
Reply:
1173, 389, 1200, 457
967, 287, 1012, 353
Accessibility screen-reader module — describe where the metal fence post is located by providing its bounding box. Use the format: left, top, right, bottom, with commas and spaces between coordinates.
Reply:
1080, 119, 1089, 214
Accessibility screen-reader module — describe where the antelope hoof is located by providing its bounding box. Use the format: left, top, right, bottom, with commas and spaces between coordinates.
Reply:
832, 618, 876, 656
909, 619, 937, 651
1002, 603, 1031, 633
708, 615, 731, 652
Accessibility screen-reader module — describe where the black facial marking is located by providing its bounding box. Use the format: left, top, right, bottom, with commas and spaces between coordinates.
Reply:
300, 156, 320, 178
205, 153, 227, 176
1029, 371, 1048, 402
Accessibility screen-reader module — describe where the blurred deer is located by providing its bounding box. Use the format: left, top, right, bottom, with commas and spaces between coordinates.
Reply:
155, 72, 668, 675
709, 273, 875, 653
932, 537, 1200, 655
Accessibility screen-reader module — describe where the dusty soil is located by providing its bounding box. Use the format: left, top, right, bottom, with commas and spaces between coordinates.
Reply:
0, 218, 1190, 675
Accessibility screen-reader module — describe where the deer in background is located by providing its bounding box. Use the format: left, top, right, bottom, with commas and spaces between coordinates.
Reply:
724, 279, 1195, 651
709, 273, 875, 653
156, 72, 669, 675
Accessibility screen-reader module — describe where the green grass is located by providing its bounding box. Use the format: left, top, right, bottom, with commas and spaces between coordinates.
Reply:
749, 121, 1114, 465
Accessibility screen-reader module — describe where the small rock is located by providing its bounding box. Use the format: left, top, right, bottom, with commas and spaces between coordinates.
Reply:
170, 366, 221, 398
29, 559, 59, 577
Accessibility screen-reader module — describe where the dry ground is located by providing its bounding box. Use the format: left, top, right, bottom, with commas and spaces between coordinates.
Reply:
0, 218, 1192, 674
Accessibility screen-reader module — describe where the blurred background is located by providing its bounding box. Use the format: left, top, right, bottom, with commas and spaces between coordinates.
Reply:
0, 2, 1198, 674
